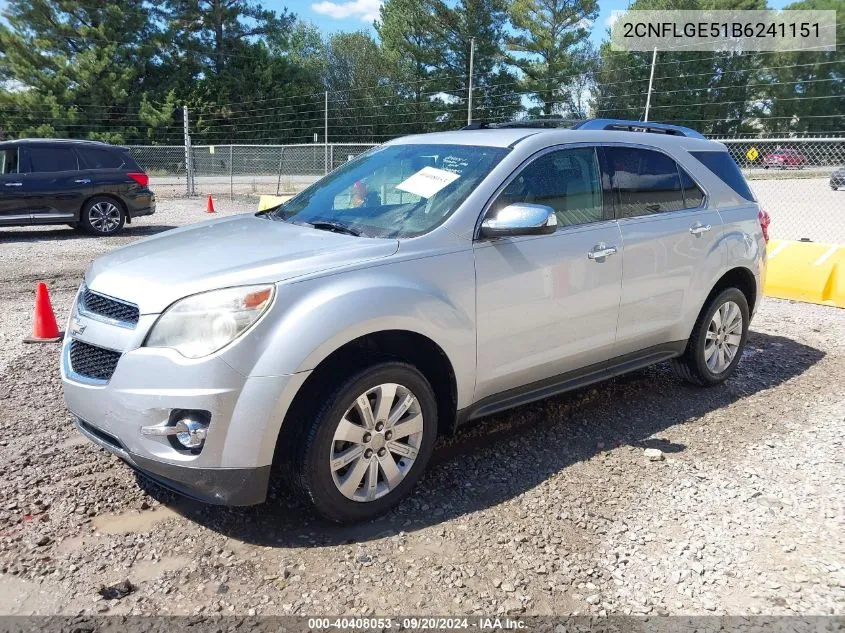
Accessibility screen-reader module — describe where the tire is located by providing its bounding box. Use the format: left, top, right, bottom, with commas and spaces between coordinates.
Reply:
833, 186, 839, 191
79, 196, 126, 236
291, 362, 438, 523
672, 288, 750, 387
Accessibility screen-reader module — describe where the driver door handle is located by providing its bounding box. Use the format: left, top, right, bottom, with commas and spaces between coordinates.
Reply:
74, 179, 92, 184
689, 223, 712, 236
588, 244, 618, 260
4, 182, 22, 187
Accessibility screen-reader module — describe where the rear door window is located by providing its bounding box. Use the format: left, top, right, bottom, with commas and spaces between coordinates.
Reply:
27, 146, 79, 173
77, 147, 125, 169
0, 148, 19, 174
603, 147, 686, 217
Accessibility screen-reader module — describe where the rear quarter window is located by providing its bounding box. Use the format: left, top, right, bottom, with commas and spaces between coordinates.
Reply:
77, 147, 126, 169
690, 151, 755, 202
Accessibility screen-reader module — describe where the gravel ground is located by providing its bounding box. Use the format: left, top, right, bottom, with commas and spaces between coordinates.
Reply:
0, 200, 843, 617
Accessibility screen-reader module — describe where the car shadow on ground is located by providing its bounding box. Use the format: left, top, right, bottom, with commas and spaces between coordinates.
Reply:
0, 224, 177, 242
138, 329, 824, 546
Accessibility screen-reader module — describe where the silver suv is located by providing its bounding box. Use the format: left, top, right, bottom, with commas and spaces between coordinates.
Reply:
61, 119, 768, 523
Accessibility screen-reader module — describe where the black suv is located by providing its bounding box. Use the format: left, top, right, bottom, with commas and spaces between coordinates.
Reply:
0, 139, 155, 236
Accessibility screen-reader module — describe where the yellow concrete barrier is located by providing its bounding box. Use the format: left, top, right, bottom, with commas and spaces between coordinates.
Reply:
257, 194, 292, 211
765, 239, 844, 308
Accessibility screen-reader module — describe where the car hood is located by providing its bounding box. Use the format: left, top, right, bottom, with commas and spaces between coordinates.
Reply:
85, 214, 399, 314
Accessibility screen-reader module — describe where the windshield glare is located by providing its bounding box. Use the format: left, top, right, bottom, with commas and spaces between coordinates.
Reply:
272, 144, 508, 238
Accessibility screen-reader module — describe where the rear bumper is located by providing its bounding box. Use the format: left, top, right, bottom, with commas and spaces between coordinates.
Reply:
124, 189, 156, 218
75, 417, 270, 505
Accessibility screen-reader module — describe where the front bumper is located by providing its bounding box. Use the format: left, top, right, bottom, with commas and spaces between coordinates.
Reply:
75, 417, 270, 505
60, 294, 310, 506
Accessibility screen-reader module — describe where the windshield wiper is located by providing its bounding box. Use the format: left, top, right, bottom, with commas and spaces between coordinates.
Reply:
307, 221, 362, 237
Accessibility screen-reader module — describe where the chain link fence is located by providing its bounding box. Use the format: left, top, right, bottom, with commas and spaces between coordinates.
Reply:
128, 139, 845, 244
717, 138, 845, 243
127, 143, 377, 199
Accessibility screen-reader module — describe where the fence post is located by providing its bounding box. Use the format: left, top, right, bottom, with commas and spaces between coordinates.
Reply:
276, 146, 286, 196
324, 91, 329, 175
182, 105, 196, 196
229, 145, 234, 201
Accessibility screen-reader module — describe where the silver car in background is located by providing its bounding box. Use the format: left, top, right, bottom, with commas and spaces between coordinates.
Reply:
61, 119, 767, 523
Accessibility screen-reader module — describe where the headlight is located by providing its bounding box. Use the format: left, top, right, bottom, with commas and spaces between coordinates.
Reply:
145, 285, 274, 359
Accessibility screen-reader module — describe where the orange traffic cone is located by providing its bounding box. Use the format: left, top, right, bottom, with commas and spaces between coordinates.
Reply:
206, 195, 216, 214
24, 282, 62, 343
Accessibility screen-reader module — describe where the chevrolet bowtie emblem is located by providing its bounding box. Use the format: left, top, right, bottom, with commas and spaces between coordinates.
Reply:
70, 318, 86, 336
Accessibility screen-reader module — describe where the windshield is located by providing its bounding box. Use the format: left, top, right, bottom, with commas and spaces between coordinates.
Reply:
270, 144, 508, 238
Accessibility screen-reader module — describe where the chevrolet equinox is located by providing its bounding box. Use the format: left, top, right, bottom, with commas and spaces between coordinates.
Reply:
61, 119, 768, 522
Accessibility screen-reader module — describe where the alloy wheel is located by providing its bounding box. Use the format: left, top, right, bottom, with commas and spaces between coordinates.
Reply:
329, 383, 424, 502
704, 300, 743, 373
88, 201, 122, 233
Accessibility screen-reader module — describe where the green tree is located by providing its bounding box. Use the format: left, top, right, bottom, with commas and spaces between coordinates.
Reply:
428, 0, 523, 123
593, 0, 774, 135
506, 0, 599, 116
758, 0, 844, 135
377, 0, 439, 112
0, 0, 172, 143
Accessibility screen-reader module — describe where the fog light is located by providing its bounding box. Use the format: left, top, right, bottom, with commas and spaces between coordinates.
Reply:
140, 411, 209, 450
175, 417, 208, 449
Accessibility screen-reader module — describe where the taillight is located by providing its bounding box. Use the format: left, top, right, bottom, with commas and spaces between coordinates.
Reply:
127, 172, 149, 187
758, 208, 771, 243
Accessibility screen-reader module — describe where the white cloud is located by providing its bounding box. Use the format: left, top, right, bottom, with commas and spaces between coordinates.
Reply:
605, 11, 622, 27
311, 0, 382, 22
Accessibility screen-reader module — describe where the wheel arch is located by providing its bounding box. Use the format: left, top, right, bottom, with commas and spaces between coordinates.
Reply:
707, 266, 757, 315
272, 329, 459, 469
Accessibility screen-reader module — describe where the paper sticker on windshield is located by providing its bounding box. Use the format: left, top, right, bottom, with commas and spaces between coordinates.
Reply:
395, 166, 460, 199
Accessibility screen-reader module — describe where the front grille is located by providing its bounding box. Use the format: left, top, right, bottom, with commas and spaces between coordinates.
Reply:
69, 340, 122, 381
80, 287, 139, 326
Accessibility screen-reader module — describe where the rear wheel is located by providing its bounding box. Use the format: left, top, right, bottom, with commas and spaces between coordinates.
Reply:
672, 288, 749, 386
291, 362, 438, 523
80, 196, 126, 236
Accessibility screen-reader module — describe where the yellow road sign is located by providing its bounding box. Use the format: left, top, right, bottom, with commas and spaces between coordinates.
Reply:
746, 147, 759, 161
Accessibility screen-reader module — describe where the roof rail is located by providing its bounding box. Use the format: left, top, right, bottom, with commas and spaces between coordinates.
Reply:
460, 118, 584, 131
572, 119, 706, 139
12, 138, 111, 145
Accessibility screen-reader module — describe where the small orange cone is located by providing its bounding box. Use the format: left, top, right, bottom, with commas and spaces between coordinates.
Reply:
24, 282, 62, 343
206, 195, 216, 214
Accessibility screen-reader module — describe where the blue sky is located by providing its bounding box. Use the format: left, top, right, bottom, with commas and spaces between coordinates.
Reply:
271, 0, 794, 46
275, 0, 626, 46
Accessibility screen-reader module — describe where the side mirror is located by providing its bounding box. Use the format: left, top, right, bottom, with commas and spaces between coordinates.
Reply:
480, 203, 557, 238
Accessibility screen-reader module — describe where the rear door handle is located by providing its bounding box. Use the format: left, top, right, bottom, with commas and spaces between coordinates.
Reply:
588, 244, 618, 260
689, 223, 712, 236
4, 182, 22, 187
74, 179, 91, 184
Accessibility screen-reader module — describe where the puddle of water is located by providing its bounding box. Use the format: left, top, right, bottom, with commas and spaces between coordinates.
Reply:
130, 555, 191, 583
92, 507, 178, 535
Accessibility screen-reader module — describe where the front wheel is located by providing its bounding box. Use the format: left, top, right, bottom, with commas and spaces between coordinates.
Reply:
292, 362, 438, 523
672, 288, 750, 386
80, 196, 126, 236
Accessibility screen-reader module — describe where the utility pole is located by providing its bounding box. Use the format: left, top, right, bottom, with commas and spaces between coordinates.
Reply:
467, 37, 476, 125
643, 47, 657, 122
324, 91, 329, 174
182, 105, 194, 196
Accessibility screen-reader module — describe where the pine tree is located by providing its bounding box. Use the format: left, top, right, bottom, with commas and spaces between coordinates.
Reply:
506, 0, 599, 117
0, 0, 168, 143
